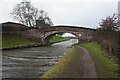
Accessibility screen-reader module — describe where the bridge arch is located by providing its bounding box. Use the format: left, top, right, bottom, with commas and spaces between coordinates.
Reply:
23, 25, 95, 45
42, 25, 95, 45
43, 31, 80, 45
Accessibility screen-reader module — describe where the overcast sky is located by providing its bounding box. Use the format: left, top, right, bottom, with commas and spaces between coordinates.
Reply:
0, 0, 119, 29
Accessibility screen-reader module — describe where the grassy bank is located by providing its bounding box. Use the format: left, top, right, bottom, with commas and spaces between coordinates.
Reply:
1, 36, 70, 48
80, 42, 118, 78
2, 36, 70, 49
2, 37, 39, 49
42, 46, 82, 78
50, 36, 70, 43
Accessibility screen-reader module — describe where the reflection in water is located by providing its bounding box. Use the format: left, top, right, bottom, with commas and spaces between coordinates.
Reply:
2, 39, 78, 78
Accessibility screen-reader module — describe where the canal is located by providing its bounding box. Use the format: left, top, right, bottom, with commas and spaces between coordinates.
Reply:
2, 39, 78, 78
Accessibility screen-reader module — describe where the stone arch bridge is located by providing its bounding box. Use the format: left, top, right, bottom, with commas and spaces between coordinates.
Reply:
23, 25, 96, 45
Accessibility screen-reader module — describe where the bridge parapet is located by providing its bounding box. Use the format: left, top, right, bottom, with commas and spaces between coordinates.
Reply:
22, 25, 96, 45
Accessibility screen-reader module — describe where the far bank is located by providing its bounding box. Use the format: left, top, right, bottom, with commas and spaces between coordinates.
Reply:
1, 36, 70, 50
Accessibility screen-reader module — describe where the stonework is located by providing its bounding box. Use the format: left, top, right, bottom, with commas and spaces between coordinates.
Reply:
23, 26, 96, 45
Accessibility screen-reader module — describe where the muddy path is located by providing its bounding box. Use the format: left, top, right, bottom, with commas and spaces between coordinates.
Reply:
78, 46, 97, 78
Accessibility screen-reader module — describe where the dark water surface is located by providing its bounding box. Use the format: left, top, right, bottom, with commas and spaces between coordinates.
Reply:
2, 39, 78, 78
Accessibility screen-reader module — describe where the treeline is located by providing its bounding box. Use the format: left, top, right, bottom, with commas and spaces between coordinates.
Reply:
94, 14, 119, 56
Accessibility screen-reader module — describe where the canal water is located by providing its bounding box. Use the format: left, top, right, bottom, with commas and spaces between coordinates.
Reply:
2, 39, 78, 78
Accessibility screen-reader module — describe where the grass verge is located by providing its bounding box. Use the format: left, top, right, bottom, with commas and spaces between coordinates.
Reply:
50, 36, 70, 43
2, 36, 70, 49
80, 42, 118, 78
2, 37, 39, 49
42, 46, 82, 78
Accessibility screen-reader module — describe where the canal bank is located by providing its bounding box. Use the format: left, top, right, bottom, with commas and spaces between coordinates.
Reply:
2, 36, 70, 50
42, 42, 118, 78
42, 45, 97, 78
42, 45, 83, 78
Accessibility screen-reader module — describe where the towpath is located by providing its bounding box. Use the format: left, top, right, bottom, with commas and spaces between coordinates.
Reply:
78, 46, 97, 78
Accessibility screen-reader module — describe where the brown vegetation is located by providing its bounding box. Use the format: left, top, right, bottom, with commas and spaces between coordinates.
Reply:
94, 14, 118, 56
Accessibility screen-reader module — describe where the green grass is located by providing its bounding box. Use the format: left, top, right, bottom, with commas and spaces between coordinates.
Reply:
80, 42, 118, 78
42, 46, 82, 78
50, 36, 70, 43
2, 36, 70, 49
2, 37, 39, 48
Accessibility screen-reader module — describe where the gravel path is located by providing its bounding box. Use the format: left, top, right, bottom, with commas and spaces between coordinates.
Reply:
78, 46, 97, 78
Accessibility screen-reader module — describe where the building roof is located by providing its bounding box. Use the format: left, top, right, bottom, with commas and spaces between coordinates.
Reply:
1, 22, 28, 32
1, 22, 27, 27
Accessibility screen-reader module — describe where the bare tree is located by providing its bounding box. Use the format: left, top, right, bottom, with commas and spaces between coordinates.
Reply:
37, 10, 53, 26
11, 0, 53, 27
95, 14, 118, 55
99, 14, 118, 31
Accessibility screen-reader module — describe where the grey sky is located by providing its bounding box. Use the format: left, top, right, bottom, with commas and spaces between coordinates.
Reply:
0, 0, 119, 29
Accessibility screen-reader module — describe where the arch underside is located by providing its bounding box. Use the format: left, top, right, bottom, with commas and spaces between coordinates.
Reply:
44, 31, 80, 40
43, 30, 85, 45
43, 29, 93, 45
